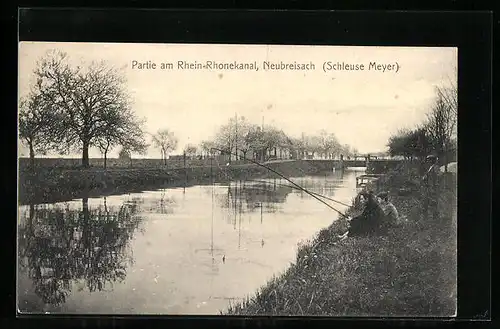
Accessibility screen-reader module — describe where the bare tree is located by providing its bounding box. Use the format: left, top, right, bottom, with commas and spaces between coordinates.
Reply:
256, 125, 283, 161
318, 130, 341, 159
234, 116, 257, 160
33, 50, 142, 167
238, 122, 262, 160
275, 130, 294, 159
425, 91, 457, 172
152, 129, 178, 165
436, 66, 458, 116
290, 136, 306, 159
118, 147, 130, 158
199, 140, 216, 158
184, 144, 198, 158
214, 118, 237, 162
340, 144, 353, 158
435, 66, 458, 144
304, 134, 322, 159
244, 126, 265, 161
435, 86, 457, 141
351, 147, 359, 159
120, 140, 149, 168
95, 108, 148, 169
212, 116, 256, 162
18, 91, 64, 169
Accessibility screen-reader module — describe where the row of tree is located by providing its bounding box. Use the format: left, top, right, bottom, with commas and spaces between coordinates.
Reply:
18, 50, 185, 169
146, 119, 358, 164
19, 50, 149, 169
196, 116, 357, 162
19, 49, 357, 169
387, 76, 457, 171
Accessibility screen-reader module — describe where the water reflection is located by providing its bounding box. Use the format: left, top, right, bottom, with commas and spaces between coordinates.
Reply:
17, 172, 360, 314
292, 173, 347, 197
18, 197, 144, 311
153, 189, 177, 214
214, 179, 294, 214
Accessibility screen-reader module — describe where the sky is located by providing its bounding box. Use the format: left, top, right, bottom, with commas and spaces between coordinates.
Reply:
18, 42, 457, 158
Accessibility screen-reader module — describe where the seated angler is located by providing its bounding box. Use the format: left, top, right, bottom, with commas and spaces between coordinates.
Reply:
353, 190, 368, 209
377, 191, 406, 229
346, 190, 386, 237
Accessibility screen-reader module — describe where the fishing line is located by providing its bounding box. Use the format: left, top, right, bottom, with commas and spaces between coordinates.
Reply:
210, 148, 349, 218
210, 161, 351, 208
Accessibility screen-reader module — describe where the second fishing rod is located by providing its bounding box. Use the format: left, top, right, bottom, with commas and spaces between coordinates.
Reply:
210, 147, 349, 219
241, 178, 352, 208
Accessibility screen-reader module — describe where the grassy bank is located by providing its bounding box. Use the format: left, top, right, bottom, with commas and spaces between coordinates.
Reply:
18, 159, 333, 205
224, 166, 457, 316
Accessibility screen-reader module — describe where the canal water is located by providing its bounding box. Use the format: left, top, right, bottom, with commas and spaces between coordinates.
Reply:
17, 169, 364, 314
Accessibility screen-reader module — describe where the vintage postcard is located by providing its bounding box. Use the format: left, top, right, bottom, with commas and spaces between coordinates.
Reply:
17, 42, 457, 316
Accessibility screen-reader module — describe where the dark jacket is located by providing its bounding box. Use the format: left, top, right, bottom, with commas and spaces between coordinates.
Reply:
349, 193, 386, 236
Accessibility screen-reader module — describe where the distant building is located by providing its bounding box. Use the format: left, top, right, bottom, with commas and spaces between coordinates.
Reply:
266, 131, 295, 160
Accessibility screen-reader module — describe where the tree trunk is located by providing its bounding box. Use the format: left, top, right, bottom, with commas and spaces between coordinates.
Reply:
82, 140, 90, 167
104, 150, 108, 170
444, 147, 448, 173
29, 142, 35, 170
27, 204, 35, 236
82, 197, 90, 221
81, 197, 91, 255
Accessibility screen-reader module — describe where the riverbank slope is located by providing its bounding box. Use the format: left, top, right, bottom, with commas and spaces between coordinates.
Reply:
224, 165, 457, 316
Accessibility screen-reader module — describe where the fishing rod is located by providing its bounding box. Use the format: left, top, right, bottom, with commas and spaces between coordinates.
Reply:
211, 153, 351, 209
210, 147, 349, 218
236, 181, 352, 208
243, 178, 352, 208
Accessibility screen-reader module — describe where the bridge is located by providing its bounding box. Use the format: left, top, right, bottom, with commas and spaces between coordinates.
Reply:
304, 157, 404, 174
347, 158, 404, 174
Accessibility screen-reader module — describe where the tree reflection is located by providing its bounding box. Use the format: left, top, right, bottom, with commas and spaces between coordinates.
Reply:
215, 180, 293, 214
18, 196, 144, 309
132, 189, 177, 215
293, 175, 345, 198
155, 189, 176, 214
